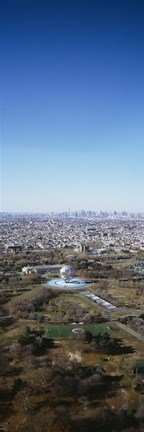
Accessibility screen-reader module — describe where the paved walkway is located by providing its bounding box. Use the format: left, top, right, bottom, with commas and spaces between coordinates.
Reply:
116, 321, 144, 343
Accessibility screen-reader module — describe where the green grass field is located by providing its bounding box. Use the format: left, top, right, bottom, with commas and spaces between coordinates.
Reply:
45, 323, 112, 339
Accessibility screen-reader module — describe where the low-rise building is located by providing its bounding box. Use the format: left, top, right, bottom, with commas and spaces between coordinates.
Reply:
22, 264, 63, 275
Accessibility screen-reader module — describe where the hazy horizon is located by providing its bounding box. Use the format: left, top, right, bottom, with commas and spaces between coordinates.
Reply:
1, 0, 144, 213
1, 209, 144, 215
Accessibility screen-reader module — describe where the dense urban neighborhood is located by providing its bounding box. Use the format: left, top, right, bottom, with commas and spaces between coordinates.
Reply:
1, 212, 144, 252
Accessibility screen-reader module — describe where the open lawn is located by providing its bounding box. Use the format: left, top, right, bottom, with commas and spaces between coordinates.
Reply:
45, 323, 112, 339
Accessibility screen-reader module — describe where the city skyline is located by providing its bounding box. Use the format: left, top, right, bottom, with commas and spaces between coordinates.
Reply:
1, 0, 144, 213
1, 209, 144, 217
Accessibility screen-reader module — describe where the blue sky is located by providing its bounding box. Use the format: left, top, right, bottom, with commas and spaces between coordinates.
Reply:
1, 0, 144, 212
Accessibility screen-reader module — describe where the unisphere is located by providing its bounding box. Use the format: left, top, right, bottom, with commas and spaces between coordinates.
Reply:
60, 265, 76, 282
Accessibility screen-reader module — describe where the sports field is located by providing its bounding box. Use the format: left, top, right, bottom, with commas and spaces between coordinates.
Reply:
45, 323, 112, 339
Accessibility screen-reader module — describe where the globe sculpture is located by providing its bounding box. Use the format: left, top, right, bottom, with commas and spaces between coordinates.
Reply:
60, 265, 76, 282
47, 264, 87, 289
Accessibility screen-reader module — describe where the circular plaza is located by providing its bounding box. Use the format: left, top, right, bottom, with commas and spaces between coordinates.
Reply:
46, 265, 87, 290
